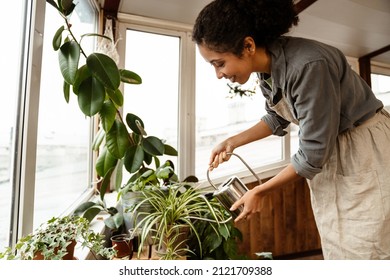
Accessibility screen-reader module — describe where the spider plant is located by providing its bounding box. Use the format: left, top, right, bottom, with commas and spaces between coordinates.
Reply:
131, 183, 228, 259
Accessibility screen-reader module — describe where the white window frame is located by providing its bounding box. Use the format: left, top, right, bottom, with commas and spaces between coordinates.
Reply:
117, 14, 292, 186
9, 0, 99, 246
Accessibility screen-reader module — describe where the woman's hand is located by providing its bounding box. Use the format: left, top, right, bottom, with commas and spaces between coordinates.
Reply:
230, 187, 264, 222
208, 138, 236, 170
230, 164, 302, 222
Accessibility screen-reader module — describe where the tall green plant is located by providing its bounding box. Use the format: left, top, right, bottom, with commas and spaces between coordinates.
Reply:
46, 0, 177, 228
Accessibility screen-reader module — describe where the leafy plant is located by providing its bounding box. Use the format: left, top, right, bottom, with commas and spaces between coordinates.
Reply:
131, 182, 230, 260
0, 216, 115, 260
187, 215, 246, 260
46, 0, 177, 229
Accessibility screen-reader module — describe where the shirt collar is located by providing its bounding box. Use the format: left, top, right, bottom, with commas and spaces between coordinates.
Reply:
266, 37, 288, 92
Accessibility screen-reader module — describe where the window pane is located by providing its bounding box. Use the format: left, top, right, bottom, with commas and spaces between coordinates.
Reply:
195, 50, 282, 180
33, 3, 96, 228
372, 74, 390, 111
123, 30, 179, 180
0, 0, 25, 249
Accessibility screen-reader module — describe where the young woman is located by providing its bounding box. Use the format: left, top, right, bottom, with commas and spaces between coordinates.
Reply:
192, 0, 390, 259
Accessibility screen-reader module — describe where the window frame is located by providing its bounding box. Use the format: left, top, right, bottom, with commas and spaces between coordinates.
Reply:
9, 0, 100, 247
117, 14, 292, 186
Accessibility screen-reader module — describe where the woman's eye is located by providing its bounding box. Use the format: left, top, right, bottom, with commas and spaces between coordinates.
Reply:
214, 62, 224, 68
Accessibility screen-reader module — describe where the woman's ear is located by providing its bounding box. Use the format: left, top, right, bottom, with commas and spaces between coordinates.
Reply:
243, 36, 256, 54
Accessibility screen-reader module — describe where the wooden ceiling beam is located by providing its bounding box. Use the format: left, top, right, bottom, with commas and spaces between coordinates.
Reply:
294, 0, 318, 14
102, 0, 121, 18
359, 44, 390, 60
358, 44, 390, 87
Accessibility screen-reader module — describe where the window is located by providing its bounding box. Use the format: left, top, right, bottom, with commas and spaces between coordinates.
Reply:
122, 29, 180, 182
0, 0, 98, 249
117, 16, 291, 185
32, 1, 98, 228
0, 0, 26, 249
195, 54, 285, 180
372, 73, 390, 112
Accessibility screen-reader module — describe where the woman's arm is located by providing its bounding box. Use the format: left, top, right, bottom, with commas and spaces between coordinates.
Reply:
209, 120, 273, 170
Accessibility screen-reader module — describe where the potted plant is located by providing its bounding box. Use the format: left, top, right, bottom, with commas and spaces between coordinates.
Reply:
46, 0, 178, 234
187, 214, 246, 260
131, 181, 230, 260
0, 215, 116, 260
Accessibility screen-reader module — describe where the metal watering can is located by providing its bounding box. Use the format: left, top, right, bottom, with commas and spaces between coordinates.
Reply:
206, 152, 262, 220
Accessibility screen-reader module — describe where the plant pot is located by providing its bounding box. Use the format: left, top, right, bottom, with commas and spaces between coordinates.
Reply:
157, 225, 191, 258
33, 240, 77, 260
121, 191, 152, 230
111, 233, 133, 259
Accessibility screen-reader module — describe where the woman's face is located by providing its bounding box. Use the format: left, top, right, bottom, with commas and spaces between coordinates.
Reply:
198, 43, 254, 85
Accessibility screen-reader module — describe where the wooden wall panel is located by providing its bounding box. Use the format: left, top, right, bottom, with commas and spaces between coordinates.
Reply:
235, 177, 322, 259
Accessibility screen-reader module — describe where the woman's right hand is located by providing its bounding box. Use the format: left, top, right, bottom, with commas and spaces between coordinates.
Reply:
208, 138, 235, 171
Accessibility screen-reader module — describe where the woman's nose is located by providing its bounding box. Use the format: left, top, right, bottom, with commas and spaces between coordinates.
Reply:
215, 68, 225, 79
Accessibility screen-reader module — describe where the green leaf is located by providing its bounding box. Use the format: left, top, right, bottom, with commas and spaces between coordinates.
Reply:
83, 206, 103, 222
58, 41, 80, 85
73, 64, 91, 95
124, 145, 145, 173
106, 88, 123, 107
60, 0, 73, 11
104, 212, 123, 230
164, 144, 178, 156
125, 113, 145, 135
96, 147, 117, 178
119, 69, 142, 84
223, 238, 238, 257
218, 225, 230, 240
142, 136, 164, 156
86, 53, 120, 90
106, 119, 131, 159
144, 152, 153, 165
155, 166, 173, 179
100, 167, 115, 201
78, 76, 105, 116
99, 100, 117, 132
205, 233, 222, 252
92, 129, 105, 151
62, 2, 76, 16
73, 201, 99, 216
81, 33, 112, 41
52, 25, 65, 51
114, 160, 124, 192
63, 80, 70, 103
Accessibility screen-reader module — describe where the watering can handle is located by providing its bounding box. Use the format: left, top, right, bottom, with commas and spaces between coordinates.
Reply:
207, 152, 262, 190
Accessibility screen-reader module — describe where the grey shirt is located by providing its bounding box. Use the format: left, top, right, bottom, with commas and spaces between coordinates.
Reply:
259, 36, 383, 179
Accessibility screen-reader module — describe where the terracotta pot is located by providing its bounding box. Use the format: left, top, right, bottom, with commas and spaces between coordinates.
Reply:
111, 233, 133, 259
33, 240, 77, 260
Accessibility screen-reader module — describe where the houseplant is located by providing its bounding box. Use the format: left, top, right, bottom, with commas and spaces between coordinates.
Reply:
46, 0, 177, 230
0, 215, 116, 260
131, 181, 231, 260
187, 214, 246, 260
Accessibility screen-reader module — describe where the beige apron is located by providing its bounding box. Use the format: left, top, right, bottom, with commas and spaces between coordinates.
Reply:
269, 96, 390, 260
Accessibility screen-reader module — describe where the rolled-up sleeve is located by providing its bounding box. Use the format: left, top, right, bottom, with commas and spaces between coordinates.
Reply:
261, 101, 291, 136
289, 60, 341, 179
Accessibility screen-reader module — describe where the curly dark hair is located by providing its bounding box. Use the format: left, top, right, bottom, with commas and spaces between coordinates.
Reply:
192, 0, 299, 56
